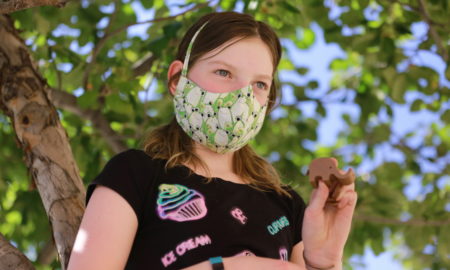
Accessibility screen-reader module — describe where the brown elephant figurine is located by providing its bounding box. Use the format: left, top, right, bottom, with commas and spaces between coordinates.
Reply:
307, 157, 355, 204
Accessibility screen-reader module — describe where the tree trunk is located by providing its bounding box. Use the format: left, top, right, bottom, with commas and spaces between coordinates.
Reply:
0, 14, 85, 270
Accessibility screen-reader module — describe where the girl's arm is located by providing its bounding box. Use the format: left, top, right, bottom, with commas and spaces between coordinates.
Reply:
67, 185, 138, 270
183, 256, 305, 270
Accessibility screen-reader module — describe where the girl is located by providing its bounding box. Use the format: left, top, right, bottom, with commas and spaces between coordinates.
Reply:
67, 11, 356, 270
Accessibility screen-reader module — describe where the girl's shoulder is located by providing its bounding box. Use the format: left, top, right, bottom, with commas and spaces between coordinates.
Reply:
277, 184, 307, 208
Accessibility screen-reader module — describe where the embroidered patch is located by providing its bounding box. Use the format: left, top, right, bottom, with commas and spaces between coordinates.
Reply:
156, 184, 207, 222
230, 207, 248, 225
161, 234, 212, 267
279, 247, 288, 261
267, 216, 290, 235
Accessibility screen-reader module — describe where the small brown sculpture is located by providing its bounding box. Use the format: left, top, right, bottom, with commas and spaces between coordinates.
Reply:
307, 157, 355, 204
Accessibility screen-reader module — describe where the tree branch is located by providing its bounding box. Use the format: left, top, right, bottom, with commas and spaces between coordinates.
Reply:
417, 0, 449, 62
0, 0, 70, 14
383, 0, 449, 62
0, 233, 35, 270
82, 1, 211, 90
36, 239, 57, 265
132, 53, 157, 77
354, 213, 450, 226
49, 88, 127, 154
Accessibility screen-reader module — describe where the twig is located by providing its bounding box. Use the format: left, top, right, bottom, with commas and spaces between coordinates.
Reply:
134, 73, 156, 139
50, 59, 63, 91
49, 88, 128, 154
106, 1, 211, 40
132, 54, 157, 77
0, 0, 70, 14
36, 239, 57, 265
82, 1, 211, 90
417, 0, 448, 62
387, 0, 448, 61
355, 213, 450, 227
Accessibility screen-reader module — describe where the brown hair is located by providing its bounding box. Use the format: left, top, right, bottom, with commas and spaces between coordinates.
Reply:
144, 11, 289, 196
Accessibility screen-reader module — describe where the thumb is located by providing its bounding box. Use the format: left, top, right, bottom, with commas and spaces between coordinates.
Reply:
308, 181, 329, 211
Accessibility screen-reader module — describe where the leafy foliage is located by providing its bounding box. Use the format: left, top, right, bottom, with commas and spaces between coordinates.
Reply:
1, 0, 449, 269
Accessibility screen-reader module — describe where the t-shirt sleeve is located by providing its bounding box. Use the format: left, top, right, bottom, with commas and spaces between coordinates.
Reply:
85, 149, 150, 223
286, 187, 306, 245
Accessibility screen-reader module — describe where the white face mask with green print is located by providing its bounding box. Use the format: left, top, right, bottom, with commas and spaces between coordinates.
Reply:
173, 22, 268, 154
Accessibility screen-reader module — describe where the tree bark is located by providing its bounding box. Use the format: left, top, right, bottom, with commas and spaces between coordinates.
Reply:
0, 14, 85, 270
0, 233, 35, 270
0, 0, 70, 14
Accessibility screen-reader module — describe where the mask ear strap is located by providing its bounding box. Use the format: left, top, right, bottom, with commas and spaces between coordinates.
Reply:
181, 21, 209, 77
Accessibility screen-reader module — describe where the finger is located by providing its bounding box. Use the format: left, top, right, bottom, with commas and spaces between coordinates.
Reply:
337, 190, 354, 209
308, 181, 329, 211
337, 190, 358, 213
330, 191, 358, 245
335, 182, 355, 202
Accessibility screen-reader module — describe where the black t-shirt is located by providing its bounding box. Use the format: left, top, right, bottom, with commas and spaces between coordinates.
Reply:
86, 149, 306, 269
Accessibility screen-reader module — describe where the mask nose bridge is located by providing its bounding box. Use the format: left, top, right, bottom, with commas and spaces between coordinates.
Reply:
227, 81, 254, 95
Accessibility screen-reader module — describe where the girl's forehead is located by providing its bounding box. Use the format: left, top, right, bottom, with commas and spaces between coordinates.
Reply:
198, 36, 248, 59
196, 36, 274, 70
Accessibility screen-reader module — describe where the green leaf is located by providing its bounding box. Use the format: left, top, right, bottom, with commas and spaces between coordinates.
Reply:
141, 0, 155, 9
163, 22, 182, 39
382, 67, 396, 86
6, 211, 22, 225
330, 58, 350, 70
295, 28, 315, 49
411, 99, 424, 111
279, 58, 295, 70
293, 86, 305, 100
445, 65, 450, 81
106, 95, 134, 116
316, 101, 326, 117
391, 74, 407, 103
281, 1, 301, 14
307, 80, 319, 89
440, 109, 450, 123
147, 37, 169, 56
77, 90, 99, 109
296, 67, 309, 75
35, 13, 51, 35
370, 124, 391, 144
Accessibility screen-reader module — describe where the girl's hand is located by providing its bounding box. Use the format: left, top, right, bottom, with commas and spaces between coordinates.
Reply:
301, 181, 357, 268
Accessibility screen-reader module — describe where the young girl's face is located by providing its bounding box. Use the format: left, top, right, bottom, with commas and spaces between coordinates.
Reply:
187, 37, 274, 105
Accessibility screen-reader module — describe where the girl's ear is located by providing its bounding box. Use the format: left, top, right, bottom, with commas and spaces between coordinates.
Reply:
167, 60, 183, 95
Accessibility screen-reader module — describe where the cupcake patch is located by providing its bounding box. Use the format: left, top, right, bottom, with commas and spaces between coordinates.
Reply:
156, 184, 207, 222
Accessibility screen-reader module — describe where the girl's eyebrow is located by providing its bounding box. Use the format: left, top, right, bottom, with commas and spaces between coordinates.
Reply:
209, 60, 235, 69
209, 60, 273, 81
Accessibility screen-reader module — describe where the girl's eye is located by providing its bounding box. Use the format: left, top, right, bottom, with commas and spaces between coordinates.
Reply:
215, 69, 230, 77
255, 81, 268, 90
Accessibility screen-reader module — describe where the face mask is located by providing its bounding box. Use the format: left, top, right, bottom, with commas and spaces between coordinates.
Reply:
173, 22, 268, 154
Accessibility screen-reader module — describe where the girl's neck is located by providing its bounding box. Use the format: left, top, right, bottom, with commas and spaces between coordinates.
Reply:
188, 142, 245, 184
